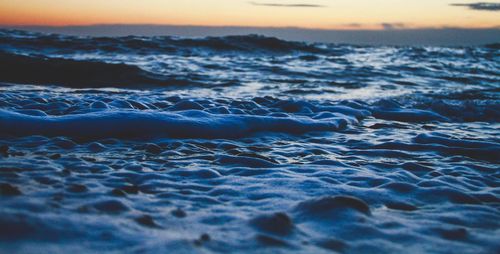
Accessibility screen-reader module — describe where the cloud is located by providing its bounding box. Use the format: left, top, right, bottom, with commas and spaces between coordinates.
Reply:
380, 23, 406, 30
343, 23, 363, 28
451, 2, 500, 11
249, 1, 326, 8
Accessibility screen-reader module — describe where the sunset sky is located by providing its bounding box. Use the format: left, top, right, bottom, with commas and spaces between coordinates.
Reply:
0, 0, 499, 30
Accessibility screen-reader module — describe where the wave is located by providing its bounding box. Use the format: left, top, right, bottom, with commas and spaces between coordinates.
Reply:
0, 51, 198, 88
0, 29, 326, 55
0, 109, 351, 140
1, 29, 498, 93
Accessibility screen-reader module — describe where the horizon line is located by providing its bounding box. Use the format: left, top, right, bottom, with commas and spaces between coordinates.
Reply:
3, 23, 500, 31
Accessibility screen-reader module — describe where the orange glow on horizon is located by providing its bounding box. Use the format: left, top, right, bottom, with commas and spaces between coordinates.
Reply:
0, 0, 499, 30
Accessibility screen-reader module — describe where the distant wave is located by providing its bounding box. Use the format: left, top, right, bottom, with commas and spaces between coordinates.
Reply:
1, 29, 498, 90
0, 29, 332, 87
0, 29, 326, 55
0, 51, 171, 87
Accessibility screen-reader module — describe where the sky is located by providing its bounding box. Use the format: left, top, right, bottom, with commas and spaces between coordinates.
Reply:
0, 0, 499, 30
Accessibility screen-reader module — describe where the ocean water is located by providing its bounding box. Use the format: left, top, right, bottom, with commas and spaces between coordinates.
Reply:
0, 29, 499, 253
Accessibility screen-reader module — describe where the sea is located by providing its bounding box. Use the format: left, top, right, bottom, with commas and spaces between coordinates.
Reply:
0, 29, 499, 253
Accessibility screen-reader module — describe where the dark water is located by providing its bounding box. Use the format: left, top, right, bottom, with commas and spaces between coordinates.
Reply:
0, 29, 499, 253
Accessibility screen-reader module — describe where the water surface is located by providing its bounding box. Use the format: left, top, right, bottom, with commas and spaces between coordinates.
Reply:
0, 29, 499, 253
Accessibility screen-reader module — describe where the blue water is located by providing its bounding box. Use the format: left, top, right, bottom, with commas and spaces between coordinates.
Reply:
0, 29, 499, 253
